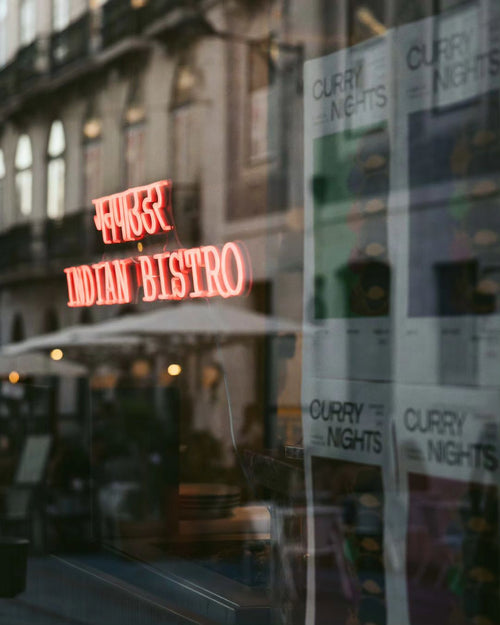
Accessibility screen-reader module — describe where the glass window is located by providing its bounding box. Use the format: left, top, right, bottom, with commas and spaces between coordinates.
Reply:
123, 123, 145, 189
171, 55, 201, 187
123, 78, 145, 189
0, 0, 7, 66
43, 308, 59, 333
170, 55, 202, 242
2, 4, 500, 625
0, 148, 4, 218
19, 0, 36, 47
11, 313, 25, 343
47, 120, 66, 219
52, 0, 70, 32
82, 103, 103, 206
248, 41, 275, 162
15, 134, 33, 216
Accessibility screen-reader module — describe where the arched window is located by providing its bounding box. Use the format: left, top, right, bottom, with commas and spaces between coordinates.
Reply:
52, 0, 70, 32
170, 54, 201, 242
0, 148, 4, 219
47, 120, 66, 219
82, 101, 103, 205
171, 54, 200, 185
248, 40, 276, 162
44, 308, 59, 333
11, 314, 25, 343
15, 134, 33, 216
0, 0, 8, 66
19, 0, 36, 47
79, 308, 93, 325
123, 77, 146, 189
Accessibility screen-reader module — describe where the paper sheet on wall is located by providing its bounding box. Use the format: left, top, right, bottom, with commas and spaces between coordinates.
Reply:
393, 3, 500, 387
392, 383, 500, 625
303, 32, 394, 383
302, 378, 394, 625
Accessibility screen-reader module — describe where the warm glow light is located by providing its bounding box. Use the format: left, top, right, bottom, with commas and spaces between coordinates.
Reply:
8, 371, 20, 384
131, 359, 151, 379
83, 117, 102, 140
50, 348, 64, 361
137, 242, 143, 252
167, 364, 182, 376
125, 105, 146, 124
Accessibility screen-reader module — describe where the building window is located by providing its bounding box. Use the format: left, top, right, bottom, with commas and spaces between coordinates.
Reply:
171, 55, 199, 184
47, 120, 66, 220
11, 314, 25, 343
123, 78, 146, 189
43, 308, 59, 333
0, 149, 4, 220
0, 0, 7, 66
19, 0, 36, 47
170, 55, 201, 243
248, 41, 275, 163
52, 0, 70, 32
47, 120, 66, 219
79, 308, 93, 325
82, 102, 103, 206
15, 134, 33, 217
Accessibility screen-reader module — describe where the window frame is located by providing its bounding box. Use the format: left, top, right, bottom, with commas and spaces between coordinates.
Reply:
15, 133, 33, 218
19, 0, 36, 47
52, 0, 70, 32
122, 77, 146, 190
46, 120, 66, 220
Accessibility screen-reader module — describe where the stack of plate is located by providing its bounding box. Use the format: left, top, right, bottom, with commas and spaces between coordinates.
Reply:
179, 483, 241, 519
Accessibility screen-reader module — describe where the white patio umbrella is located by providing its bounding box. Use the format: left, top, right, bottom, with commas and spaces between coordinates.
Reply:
1, 324, 142, 357
0, 352, 87, 377
89, 300, 301, 339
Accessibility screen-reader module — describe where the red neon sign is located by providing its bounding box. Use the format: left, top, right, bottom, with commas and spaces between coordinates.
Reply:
64, 181, 252, 307
93, 180, 173, 243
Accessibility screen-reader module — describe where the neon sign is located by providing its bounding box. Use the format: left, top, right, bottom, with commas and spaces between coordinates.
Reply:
64, 181, 252, 307
93, 180, 174, 243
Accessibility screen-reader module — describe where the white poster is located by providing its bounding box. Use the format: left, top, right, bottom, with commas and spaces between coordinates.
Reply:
302, 5, 500, 625
392, 384, 500, 625
302, 378, 394, 625
303, 32, 394, 383
302, 29, 396, 625
393, 3, 500, 387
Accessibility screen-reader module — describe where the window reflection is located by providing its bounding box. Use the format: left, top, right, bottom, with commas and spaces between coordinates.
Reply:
15, 134, 33, 217
1, 2, 500, 625
0, 148, 4, 224
82, 100, 103, 207
47, 120, 66, 220
19, 0, 36, 47
123, 76, 145, 189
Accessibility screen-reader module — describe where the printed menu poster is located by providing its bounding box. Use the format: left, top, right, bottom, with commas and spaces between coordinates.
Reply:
303, 32, 393, 382
393, 3, 500, 386
302, 379, 393, 625
393, 384, 500, 625
303, 28, 397, 625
